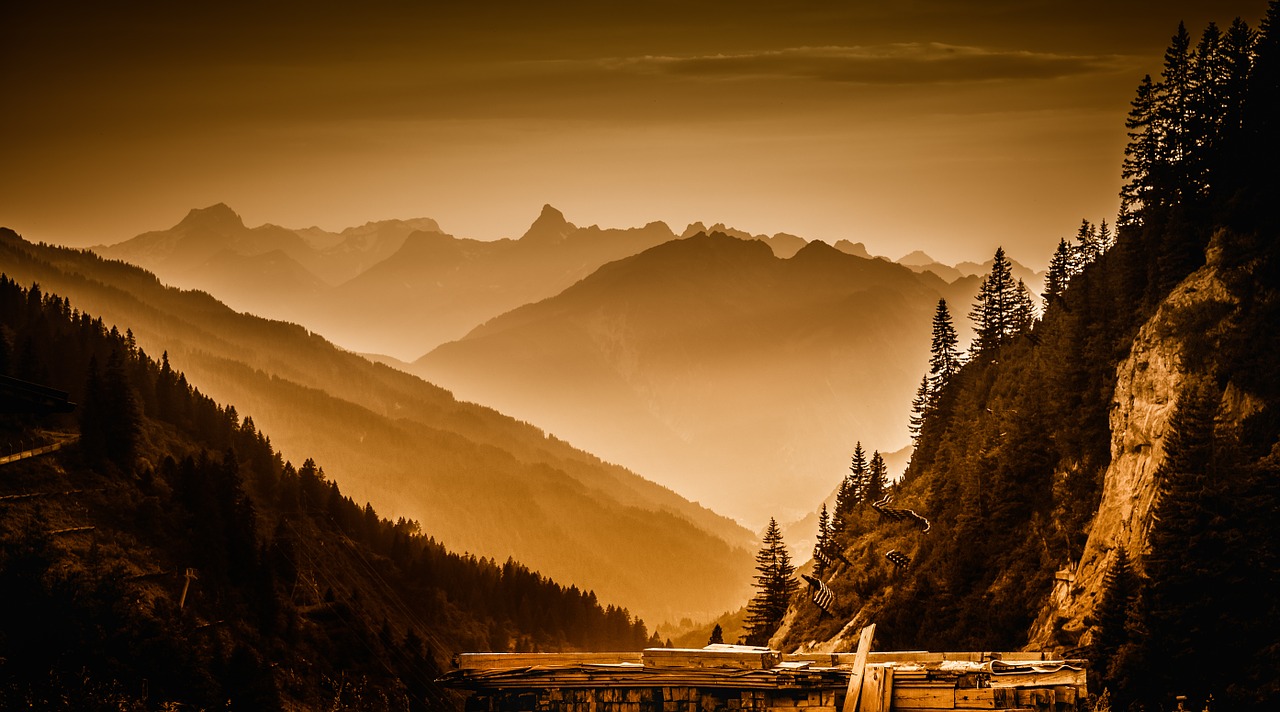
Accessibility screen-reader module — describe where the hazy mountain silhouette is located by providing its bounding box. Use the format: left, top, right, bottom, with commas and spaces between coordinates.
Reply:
833, 239, 873, 259
680, 221, 808, 258
2, 228, 753, 623
310, 205, 680, 358
96, 204, 437, 326
414, 232, 975, 524
100, 204, 683, 360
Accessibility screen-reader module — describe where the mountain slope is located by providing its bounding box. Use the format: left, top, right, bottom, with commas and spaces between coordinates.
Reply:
415, 232, 974, 524
314, 205, 680, 357
770, 12, 1280, 709
0, 228, 753, 623
0, 277, 656, 710
97, 204, 681, 359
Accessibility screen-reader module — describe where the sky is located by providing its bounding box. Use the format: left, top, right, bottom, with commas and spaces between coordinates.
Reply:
1, 1, 1267, 268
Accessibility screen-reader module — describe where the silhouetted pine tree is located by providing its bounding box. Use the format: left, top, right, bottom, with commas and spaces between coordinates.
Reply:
1043, 239, 1074, 307
833, 444, 867, 540
744, 518, 797, 645
708, 624, 724, 646
908, 376, 930, 444
928, 299, 961, 400
1088, 546, 1139, 696
813, 503, 832, 577
969, 247, 1017, 355
1120, 75, 1160, 224
865, 452, 888, 504
1121, 380, 1266, 709
1011, 280, 1035, 334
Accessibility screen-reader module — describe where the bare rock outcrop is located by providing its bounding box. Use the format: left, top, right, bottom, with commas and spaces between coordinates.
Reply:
1029, 259, 1237, 650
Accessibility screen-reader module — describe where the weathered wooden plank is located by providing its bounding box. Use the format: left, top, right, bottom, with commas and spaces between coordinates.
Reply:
840, 624, 876, 712
833, 651, 943, 665
891, 686, 954, 710
987, 652, 1048, 662
643, 648, 780, 669
987, 669, 1085, 687
456, 652, 643, 669
856, 664, 893, 712
787, 653, 838, 666
953, 687, 995, 709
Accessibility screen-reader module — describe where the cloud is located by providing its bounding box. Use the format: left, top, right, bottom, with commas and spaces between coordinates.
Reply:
594, 44, 1129, 84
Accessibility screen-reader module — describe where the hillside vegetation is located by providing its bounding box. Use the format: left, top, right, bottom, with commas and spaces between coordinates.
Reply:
0, 230, 753, 625
776, 9, 1280, 711
0, 277, 664, 709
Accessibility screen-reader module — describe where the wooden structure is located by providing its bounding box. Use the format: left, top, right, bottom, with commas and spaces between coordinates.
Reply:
442, 636, 1087, 712
0, 374, 76, 414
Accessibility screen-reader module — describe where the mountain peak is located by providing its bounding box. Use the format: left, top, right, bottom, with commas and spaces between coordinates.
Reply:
833, 240, 871, 259
520, 204, 576, 244
177, 203, 245, 232
898, 249, 937, 267
681, 222, 709, 239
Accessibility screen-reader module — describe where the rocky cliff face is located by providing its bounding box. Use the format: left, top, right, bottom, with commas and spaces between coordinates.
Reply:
1029, 243, 1249, 650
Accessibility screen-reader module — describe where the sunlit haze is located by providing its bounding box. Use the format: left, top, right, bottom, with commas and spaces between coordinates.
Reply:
2, 1, 1264, 267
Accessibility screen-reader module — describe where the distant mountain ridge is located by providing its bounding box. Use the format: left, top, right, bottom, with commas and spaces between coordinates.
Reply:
414, 231, 977, 524
95, 203, 1044, 361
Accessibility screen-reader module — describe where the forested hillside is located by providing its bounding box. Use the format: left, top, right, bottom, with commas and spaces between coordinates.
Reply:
775, 7, 1280, 711
0, 230, 753, 623
0, 277, 652, 710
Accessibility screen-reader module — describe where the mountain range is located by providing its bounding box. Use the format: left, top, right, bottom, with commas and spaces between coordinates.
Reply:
96, 204, 1044, 363
94, 204, 1043, 525
2, 228, 753, 624
414, 232, 977, 524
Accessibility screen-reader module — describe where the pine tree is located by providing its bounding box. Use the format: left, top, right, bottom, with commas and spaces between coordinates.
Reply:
744, 518, 798, 645
1044, 238, 1074, 307
1074, 219, 1099, 267
865, 451, 888, 504
813, 503, 832, 577
1011, 279, 1035, 335
1159, 22, 1195, 188
708, 624, 724, 646
1189, 22, 1225, 198
80, 349, 142, 468
908, 376, 931, 444
928, 299, 961, 399
969, 247, 1017, 354
1120, 74, 1161, 223
1124, 380, 1243, 709
1089, 546, 1139, 696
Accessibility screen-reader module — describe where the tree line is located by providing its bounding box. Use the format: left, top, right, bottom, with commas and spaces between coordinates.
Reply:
879, 7, 1280, 711
0, 275, 651, 710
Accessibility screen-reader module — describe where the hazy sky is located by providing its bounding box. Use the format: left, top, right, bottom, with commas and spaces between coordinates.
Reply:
2, 1, 1266, 267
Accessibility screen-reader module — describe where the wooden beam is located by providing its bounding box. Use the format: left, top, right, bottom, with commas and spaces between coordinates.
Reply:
891, 685, 955, 710
954, 687, 996, 709
857, 664, 893, 712
643, 647, 780, 669
841, 623, 875, 712
455, 652, 643, 669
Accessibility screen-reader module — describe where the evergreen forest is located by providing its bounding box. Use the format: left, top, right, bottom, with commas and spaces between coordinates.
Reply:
0, 277, 652, 710
781, 7, 1280, 711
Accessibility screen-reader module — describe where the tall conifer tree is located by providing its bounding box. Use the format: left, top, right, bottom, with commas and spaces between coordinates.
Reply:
1044, 238, 1074, 307
1089, 546, 1139, 697
908, 376, 931, 443
970, 247, 1017, 354
1120, 75, 1161, 222
813, 504, 832, 578
928, 299, 961, 399
865, 452, 888, 504
745, 518, 797, 645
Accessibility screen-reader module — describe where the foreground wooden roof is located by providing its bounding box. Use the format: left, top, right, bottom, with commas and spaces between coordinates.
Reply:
441, 640, 1087, 711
